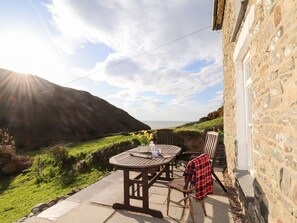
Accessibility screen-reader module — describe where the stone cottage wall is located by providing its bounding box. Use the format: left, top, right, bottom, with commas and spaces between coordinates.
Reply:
222, 0, 297, 222
222, 0, 237, 176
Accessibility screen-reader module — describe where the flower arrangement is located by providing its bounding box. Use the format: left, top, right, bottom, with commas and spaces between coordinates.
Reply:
133, 130, 155, 145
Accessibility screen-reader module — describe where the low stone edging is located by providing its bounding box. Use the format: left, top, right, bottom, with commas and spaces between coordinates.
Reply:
16, 188, 81, 223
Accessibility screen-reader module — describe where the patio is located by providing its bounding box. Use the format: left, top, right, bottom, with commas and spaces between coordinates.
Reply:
24, 167, 234, 223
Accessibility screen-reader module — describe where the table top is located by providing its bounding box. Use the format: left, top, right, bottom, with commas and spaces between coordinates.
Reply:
109, 144, 181, 169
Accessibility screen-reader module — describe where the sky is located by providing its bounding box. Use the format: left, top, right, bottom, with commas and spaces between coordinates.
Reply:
0, 0, 223, 122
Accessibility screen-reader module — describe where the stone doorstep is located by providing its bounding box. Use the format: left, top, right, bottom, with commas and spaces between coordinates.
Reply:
234, 169, 255, 204
234, 169, 255, 222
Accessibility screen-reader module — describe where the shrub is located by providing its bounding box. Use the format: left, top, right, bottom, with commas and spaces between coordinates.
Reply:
0, 129, 32, 175
0, 129, 17, 168
0, 128, 15, 147
76, 160, 87, 173
33, 155, 45, 183
218, 129, 224, 143
90, 139, 140, 170
48, 145, 69, 170
173, 130, 204, 152
198, 117, 210, 122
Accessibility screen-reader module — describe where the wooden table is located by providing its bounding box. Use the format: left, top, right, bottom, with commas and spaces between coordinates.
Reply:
109, 144, 181, 218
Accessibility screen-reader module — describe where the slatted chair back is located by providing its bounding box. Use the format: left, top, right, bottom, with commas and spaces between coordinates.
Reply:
181, 131, 227, 192
203, 131, 219, 160
155, 129, 173, 145
203, 131, 227, 192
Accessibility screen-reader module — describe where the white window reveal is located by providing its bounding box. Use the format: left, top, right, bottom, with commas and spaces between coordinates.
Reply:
233, 5, 255, 174
243, 52, 253, 172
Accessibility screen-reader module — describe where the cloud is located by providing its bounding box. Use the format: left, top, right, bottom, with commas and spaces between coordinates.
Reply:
48, 0, 221, 60
47, 0, 223, 120
209, 90, 224, 108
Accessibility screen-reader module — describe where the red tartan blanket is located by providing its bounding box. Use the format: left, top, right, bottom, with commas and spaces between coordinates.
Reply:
184, 153, 213, 200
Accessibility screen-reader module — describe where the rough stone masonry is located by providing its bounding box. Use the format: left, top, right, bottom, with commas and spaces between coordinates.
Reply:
221, 0, 297, 222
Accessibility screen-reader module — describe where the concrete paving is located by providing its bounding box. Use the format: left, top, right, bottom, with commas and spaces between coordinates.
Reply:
25, 168, 234, 223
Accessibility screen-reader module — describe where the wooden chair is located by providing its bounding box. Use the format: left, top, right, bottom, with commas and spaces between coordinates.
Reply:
155, 129, 175, 177
155, 129, 173, 144
183, 131, 227, 192
167, 158, 207, 222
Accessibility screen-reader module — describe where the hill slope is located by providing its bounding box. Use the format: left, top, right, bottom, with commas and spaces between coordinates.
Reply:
0, 68, 150, 149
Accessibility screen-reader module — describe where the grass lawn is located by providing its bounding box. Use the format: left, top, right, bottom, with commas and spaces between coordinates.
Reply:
0, 169, 104, 223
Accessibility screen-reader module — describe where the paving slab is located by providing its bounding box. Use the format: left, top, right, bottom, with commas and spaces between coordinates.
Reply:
106, 210, 179, 223
25, 216, 52, 223
189, 195, 233, 223
66, 171, 124, 203
37, 200, 79, 221
66, 179, 112, 203
149, 202, 185, 221
149, 185, 169, 195
149, 193, 167, 205
89, 182, 123, 206
102, 170, 124, 182
55, 204, 114, 223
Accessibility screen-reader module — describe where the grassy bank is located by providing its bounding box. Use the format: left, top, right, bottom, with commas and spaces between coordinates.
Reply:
0, 117, 223, 223
0, 135, 135, 223
175, 116, 223, 131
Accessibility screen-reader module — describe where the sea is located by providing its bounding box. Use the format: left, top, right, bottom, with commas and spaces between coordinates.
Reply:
142, 121, 191, 130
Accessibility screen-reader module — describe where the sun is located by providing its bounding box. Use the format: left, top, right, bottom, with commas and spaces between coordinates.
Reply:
0, 27, 68, 84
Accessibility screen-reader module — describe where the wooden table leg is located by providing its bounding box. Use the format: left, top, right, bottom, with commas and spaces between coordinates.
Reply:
112, 169, 163, 218
123, 169, 130, 206
142, 169, 149, 209
113, 169, 130, 209
165, 164, 171, 181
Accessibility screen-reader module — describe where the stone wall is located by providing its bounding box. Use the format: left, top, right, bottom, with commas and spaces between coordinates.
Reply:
222, 0, 237, 174
222, 0, 297, 222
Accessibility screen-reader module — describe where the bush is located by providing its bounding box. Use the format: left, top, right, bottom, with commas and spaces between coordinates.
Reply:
0, 128, 15, 147
90, 139, 140, 170
0, 129, 32, 175
48, 145, 69, 170
32, 155, 46, 183
173, 130, 204, 152
0, 129, 17, 168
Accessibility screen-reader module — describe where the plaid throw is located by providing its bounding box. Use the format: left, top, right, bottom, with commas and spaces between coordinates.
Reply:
184, 153, 213, 200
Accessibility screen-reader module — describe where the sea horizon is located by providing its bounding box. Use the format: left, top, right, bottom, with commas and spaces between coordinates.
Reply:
142, 120, 193, 130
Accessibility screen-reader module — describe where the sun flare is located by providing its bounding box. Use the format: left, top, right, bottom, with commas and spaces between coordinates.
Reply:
0, 27, 68, 84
